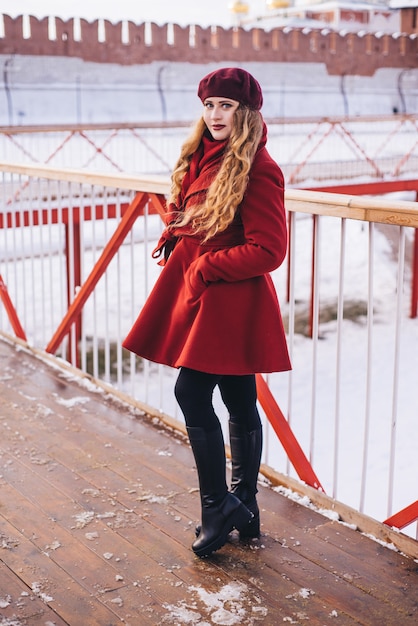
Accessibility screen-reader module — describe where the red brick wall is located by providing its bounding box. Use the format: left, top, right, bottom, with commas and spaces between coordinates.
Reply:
400, 8, 418, 35
1, 14, 417, 76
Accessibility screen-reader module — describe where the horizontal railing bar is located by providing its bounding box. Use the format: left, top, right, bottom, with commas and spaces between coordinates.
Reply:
286, 189, 418, 228
0, 122, 194, 134
304, 179, 418, 195
2, 162, 417, 228
0, 162, 171, 195
0, 114, 417, 135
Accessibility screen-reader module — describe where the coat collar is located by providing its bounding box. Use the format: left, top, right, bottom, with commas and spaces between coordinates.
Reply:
180, 121, 268, 209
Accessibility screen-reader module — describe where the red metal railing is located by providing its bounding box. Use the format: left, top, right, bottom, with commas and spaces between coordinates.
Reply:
1, 163, 418, 539
46, 192, 166, 361
1, 116, 418, 183
384, 501, 418, 532
302, 180, 418, 322
0, 187, 324, 494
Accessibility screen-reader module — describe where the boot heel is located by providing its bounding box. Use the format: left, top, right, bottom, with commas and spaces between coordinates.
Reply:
239, 512, 260, 539
192, 494, 253, 558
232, 502, 254, 531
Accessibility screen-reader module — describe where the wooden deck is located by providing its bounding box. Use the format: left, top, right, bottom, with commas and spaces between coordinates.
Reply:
0, 335, 417, 626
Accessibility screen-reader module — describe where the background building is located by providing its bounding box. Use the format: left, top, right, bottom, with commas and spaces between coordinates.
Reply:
0, 9, 416, 125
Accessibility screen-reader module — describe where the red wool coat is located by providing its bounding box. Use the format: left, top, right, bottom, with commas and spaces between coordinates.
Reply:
123, 133, 291, 375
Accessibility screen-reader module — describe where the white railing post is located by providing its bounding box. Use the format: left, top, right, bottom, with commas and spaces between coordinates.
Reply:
310, 214, 321, 466
360, 222, 375, 514
333, 217, 347, 500
388, 226, 406, 518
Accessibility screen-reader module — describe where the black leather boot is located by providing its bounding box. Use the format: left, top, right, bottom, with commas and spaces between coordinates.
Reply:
229, 421, 263, 538
187, 425, 253, 558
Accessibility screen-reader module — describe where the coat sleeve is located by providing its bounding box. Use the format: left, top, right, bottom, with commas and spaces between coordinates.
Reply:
185, 153, 287, 296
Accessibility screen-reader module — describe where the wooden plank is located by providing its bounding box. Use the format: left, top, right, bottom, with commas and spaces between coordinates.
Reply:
0, 452, 340, 624
313, 521, 418, 611
270, 520, 418, 623
221, 488, 418, 624
1, 348, 325, 546
0, 559, 69, 625
0, 466, 187, 624
1, 336, 418, 626
0, 516, 126, 626
3, 400, 412, 619
0, 372, 197, 525
286, 188, 418, 226
1, 395, 330, 620
261, 468, 418, 560
243, 526, 417, 624
1, 395, 304, 620
11, 332, 418, 560
208, 537, 362, 626
7, 334, 418, 558
0, 362, 359, 624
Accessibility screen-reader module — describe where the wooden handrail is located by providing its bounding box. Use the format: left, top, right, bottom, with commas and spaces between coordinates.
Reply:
0, 162, 171, 195
0, 114, 417, 135
285, 188, 418, 227
1, 161, 417, 227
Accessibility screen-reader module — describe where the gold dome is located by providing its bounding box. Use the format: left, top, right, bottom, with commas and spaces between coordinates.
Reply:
266, 0, 290, 8
228, 1, 250, 15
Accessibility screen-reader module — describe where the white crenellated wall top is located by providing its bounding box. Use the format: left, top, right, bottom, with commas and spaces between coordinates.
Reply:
0, 13, 416, 76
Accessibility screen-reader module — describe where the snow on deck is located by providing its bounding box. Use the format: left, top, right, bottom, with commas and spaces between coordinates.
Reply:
0, 335, 417, 625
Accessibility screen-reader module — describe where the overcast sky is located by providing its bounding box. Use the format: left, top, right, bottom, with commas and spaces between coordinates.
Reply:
0, 1, 270, 28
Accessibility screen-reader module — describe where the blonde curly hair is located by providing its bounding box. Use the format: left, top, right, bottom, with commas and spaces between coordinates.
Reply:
168, 107, 264, 242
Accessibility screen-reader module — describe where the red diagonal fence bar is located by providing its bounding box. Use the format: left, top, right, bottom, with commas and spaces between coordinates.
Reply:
0, 275, 27, 341
45, 191, 166, 355
385, 501, 418, 531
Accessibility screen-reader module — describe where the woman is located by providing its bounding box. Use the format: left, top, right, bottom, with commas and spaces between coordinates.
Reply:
123, 67, 291, 558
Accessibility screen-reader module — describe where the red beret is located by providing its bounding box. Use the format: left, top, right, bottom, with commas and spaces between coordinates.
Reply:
198, 67, 263, 111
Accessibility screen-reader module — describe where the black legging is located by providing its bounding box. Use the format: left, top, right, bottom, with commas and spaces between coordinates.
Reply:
174, 367, 261, 432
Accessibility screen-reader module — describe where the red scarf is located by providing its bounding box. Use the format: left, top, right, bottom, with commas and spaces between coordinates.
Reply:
179, 131, 228, 210
180, 123, 267, 209
153, 122, 268, 265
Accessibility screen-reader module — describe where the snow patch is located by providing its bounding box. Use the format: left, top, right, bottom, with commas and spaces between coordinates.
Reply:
31, 581, 54, 603
162, 581, 268, 625
53, 394, 90, 408
363, 534, 399, 551
273, 485, 338, 520
137, 494, 172, 504
34, 404, 54, 419
0, 618, 24, 626
72, 510, 95, 528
